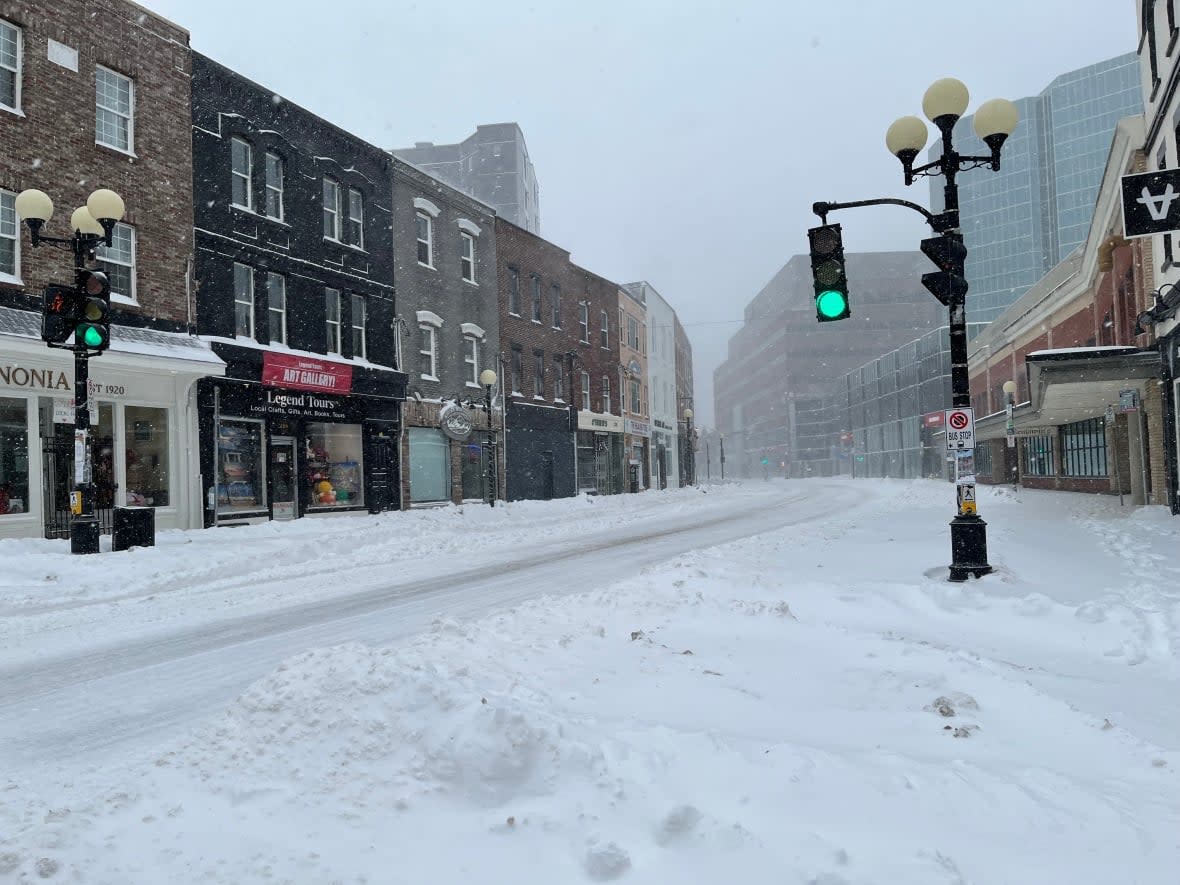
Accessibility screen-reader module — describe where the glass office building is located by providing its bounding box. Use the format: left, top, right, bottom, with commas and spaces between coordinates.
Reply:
839, 324, 988, 479
930, 53, 1142, 327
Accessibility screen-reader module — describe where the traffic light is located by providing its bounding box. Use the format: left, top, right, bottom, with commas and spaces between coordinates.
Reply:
41, 284, 84, 344
76, 269, 111, 352
808, 223, 850, 322
920, 234, 968, 306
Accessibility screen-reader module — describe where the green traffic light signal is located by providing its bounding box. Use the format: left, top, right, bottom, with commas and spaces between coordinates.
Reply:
808, 223, 851, 322
816, 289, 849, 319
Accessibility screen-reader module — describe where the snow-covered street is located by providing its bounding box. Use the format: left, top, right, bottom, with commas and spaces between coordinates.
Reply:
2, 479, 1178, 883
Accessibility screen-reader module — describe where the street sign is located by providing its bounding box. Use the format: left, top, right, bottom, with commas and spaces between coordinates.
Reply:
1118, 389, 1139, 412
1121, 168, 1180, 238
944, 407, 975, 451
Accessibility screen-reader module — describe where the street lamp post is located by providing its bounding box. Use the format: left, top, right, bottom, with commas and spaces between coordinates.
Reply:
479, 368, 499, 507
885, 78, 1019, 582
15, 187, 126, 555
719, 432, 726, 481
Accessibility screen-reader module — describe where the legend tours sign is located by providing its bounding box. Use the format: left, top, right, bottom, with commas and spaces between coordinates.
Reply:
261, 352, 353, 395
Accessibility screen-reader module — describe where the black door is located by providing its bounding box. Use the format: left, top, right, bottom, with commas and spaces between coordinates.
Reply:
366, 431, 397, 512
541, 450, 554, 500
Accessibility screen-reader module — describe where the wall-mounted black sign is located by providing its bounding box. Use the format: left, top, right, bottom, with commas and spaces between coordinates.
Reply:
1121, 169, 1180, 238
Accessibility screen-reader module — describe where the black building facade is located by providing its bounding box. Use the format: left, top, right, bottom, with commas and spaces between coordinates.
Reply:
504, 400, 577, 501
191, 54, 406, 526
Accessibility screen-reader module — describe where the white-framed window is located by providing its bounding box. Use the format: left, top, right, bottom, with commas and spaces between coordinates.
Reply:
531, 275, 542, 322
0, 19, 22, 114
533, 351, 544, 399
416, 212, 433, 267
325, 288, 341, 354
348, 188, 364, 248
511, 347, 522, 394
507, 266, 520, 314
351, 293, 367, 359
460, 231, 475, 282
630, 379, 641, 414
96, 222, 135, 301
627, 315, 640, 350
579, 302, 589, 342
419, 325, 437, 379
581, 371, 591, 411
265, 152, 284, 220
602, 376, 611, 413
553, 358, 565, 401
231, 137, 253, 210
234, 262, 254, 338
600, 310, 609, 348
464, 334, 480, 384
0, 189, 18, 282
551, 284, 562, 328
95, 65, 133, 153
267, 272, 286, 345
323, 178, 341, 240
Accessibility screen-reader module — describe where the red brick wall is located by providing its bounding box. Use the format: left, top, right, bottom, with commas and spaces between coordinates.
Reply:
0, 0, 193, 325
493, 218, 621, 414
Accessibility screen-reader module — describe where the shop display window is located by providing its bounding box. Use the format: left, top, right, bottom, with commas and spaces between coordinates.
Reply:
306, 423, 364, 508
124, 406, 169, 506
460, 433, 487, 501
216, 418, 266, 515
409, 427, 450, 503
0, 397, 29, 516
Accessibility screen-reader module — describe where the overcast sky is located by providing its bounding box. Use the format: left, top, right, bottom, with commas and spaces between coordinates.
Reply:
138, 0, 1136, 426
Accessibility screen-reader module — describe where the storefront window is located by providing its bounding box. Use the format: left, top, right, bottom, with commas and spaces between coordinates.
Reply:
94, 404, 116, 509
409, 427, 450, 503
306, 423, 364, 508
460, 434, 488, 501
124, 406, 170, 506
216, 418, 266, 515
0, 397, 29, 516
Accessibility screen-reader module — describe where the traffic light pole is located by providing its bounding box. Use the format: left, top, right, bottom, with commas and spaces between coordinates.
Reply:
70, 253, 100, 555
811, 165, 994, 580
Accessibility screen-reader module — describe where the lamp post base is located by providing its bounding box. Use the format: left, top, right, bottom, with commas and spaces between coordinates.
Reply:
948, 515, 991, 581
70, 515, 101, 555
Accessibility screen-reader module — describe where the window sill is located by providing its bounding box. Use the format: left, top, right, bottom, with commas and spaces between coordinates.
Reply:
95, 140, 137, 159
0, 272, 24, 287
230, 202, 257, 215
533, 395, 545, 401
551, 326, 563, 331
0, 104, 25, 118
417, 261, 436, 270
465, 381, 481, 389
462, 278, 478, 287
111, 293, 138, 307
508, 311, 521, 317
420, 374, 439, 383
531, 319, 543, 325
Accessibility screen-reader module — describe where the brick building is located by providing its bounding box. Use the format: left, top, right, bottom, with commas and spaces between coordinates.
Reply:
674, 313, 695, 484
191, 54, 406, 526
393, 157, 499, 506
619, 284, 650, 490
493, 218, 623, 500
0, 0, 222, 540
969, 116, 1165, 504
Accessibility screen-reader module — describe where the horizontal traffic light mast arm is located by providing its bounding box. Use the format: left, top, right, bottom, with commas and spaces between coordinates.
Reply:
811, 198, 954, 231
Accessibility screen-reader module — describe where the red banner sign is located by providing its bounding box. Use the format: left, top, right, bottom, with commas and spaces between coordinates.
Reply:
261, 352, 353, 394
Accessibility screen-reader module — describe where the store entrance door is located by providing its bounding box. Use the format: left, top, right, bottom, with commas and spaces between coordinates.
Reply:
270, 436, 296, 520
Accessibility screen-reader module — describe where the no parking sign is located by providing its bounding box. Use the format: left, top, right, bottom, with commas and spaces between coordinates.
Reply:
944, 408, 975, 451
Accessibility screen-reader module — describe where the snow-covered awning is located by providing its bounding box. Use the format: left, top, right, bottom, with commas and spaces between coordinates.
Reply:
975, 347, 1159, 439
1, 306, 224, 370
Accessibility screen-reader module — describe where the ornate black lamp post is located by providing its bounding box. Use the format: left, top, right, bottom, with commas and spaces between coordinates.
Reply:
884, 79, 1019, 581
478, 368, 499, 507
15, 187, 126, 554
